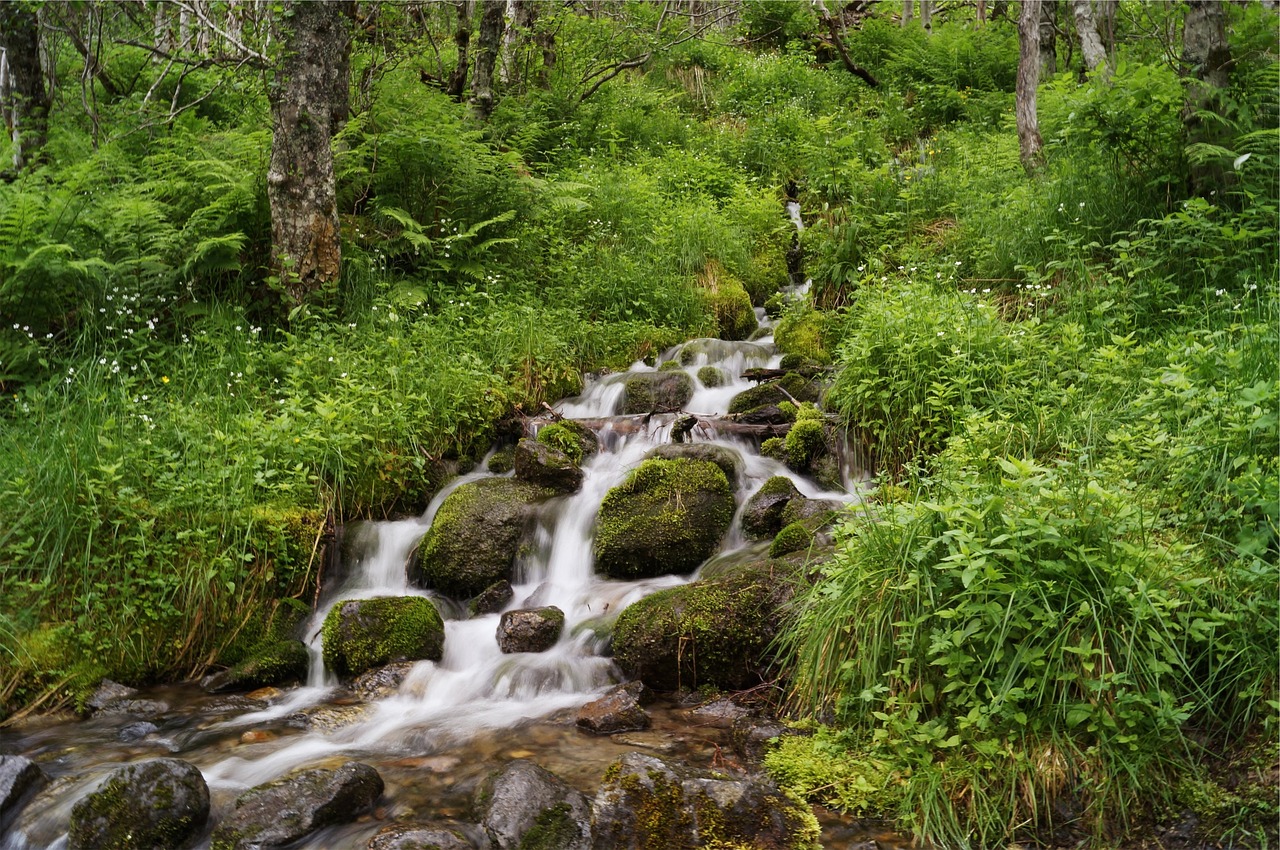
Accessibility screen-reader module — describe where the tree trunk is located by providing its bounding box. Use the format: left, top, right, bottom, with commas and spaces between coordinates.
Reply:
1017, 0, 1044, 171
535, 13, 555, 88
977, 0, 987, 26
1182, 0, 1231, 194
0, 3, 49, 174
267, 1, 352, 306
1096, 0, 1116, 57
902, 0, 914, 26
1071, 0, 1107, 73
503, 0, 538, 89
471, 0, 504, 120
1038, 0, 1057, 77
920, 0, 933, 33
445, 1, 474, 102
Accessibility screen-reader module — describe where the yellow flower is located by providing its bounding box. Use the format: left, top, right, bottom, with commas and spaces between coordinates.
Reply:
161, 376, 170, 383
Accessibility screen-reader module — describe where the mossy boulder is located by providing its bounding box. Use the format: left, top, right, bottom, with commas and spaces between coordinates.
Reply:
488, 448, 515, 474
643, 443, 742, 485
741, 477, 801, 540
412, 478, 553, 598
619, 372, 693, 415
589, 752, 819, 850
612, 562, 798, 691
695, 366, 726, 388
515, 438, 583, 494
594, 459, 735, 580
211, 761, 383, 850
769, 522, 813, 558
496, 606, 565, 654
783, 419, 827, 470
477, 760, 591, 850
69, 758, 209, 850
202, 639, 309, 693
780, 498, 843, 528
702, 275, 757, 342
537, 420, 599, 465
727, 373, 820, 416
321, 596, 444, 678
774, 308, 834, 365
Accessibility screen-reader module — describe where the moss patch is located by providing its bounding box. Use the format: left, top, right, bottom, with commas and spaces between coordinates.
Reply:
321, 596, 444, 678
620, 371, 694, 414
784, 419, 827, 470
769, 522, 813, 558
536, 420, 599, 465
697, 365, 727, 387
727, 373, 819, 415
774, 308, 834, 365
699, 262, 758, 341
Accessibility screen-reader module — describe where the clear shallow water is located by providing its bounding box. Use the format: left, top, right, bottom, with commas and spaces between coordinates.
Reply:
0, 284, 896, 849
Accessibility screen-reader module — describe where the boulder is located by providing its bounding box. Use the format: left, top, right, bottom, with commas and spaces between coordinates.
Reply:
118, 721, 159, 743
781, 497, 843, 527
477, 760, 591, 850
69, 758, 209, 850
321, 596, 444, 678
618, 372, 693, 415
86, 680, 138, 712
470, 579, 514, 616
576, 682, 650, 735
727, 373, 820, 416
643, 443, 741, 485
741, 477, 801, 540
536, 420, 599, 464
696, 366, 727, 388
612, 562, 798, 691
594, 459, 735, 580
769, 522, 813, 558
202, 639, 309, 693
411, 478, 553, 598
590, 753, 819, 850
497, 607, 564, 654
514, 438, 583, 494
0, 756, 46, 828
211, 761, 383, 850
368, 823, 477, 849
351, 661, 416, 701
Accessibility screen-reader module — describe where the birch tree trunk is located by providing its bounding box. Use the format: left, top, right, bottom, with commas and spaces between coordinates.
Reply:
267, 0, 352, 305
920, 0, 933, 33
1182, 0, 1231, 193
445, 1, 474, 102
1071, 0, 1107, 73
0, 3, 49, 173
1017, 0, 1044, 171
471, 0, 505, 120
1038, 0, 1057, 77
902, 0, 914, 26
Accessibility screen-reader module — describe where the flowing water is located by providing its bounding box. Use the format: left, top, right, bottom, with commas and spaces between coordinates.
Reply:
0, 298, 909, 849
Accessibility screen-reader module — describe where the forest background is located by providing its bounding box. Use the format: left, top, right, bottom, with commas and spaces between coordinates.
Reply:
0, 0, 1275, 846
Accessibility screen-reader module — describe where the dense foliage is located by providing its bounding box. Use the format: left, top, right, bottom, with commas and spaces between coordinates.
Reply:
0, 1, 1275, 846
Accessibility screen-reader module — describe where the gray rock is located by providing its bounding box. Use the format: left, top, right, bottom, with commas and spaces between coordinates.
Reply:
497, 607, 564, 654
643, 443, 742, 485
351, 661, 417, 701
478, 760, 591, 850
68, 758, 209, 850
781, 497, 843, 527
687, 697, 750, 727
321, 596, 445, 678
0, 755, 46, 827
618, 372, 693, 414
576, 682, 650, 735
730, 715, 798, 763
118, 721, 160, 743
201, 639, 309, 693
86, 680, 138, 711
514, 438, 583, 494
469, 579, 514, 616
96, 699, 169, 718
589, 753, 683, 849
731, 404, 790, 425
741, 476, 801, 539
212, 761, 383, 849
367, 822, 477, 850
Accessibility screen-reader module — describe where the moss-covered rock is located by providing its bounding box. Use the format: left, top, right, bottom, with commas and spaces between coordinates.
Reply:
367, 823, 475, 850
321, 596, 444, 678
496, 606, 565, 654
619, 372, 694, 415
69, 758, 209, 850
742, 244, 789, 306
769, 523, 813, 558
476, 760, 591, 850
657, 359, 683, 372
488, 447, 515, 474
643, 443, 742, 485
726, 373, 819, 415
411, 478, 553, 598
760, 437, 786, 463
612, 562, 798, 691
202, 639, 309, 694
699, 263, 758, 342
515, 438, 583, 494
695, 366, 727, 388
741, 477, 801, 540
537, 420, 599, 465
783, 419, 827, 470
594, 459, 735, 580
211, 761, 383, 850
774, 308, 834, 365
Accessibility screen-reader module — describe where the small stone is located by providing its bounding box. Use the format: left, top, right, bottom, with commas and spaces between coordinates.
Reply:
86, 680, 138, 711
688, 697, 750, 727
469, 580, 514, 616
496, 606, 564, 654
576, 682, 650, 735
352, 661, 416, 701
239, 730, 276, 745
118, 721, 159, 743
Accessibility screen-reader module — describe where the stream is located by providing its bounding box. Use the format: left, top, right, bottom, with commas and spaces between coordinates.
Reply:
0, 284, 910, 849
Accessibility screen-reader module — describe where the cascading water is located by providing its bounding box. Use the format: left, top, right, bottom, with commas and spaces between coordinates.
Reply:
0, 261, 886, 850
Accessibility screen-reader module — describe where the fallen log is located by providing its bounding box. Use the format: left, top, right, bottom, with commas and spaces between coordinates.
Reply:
522, 414, 792, 440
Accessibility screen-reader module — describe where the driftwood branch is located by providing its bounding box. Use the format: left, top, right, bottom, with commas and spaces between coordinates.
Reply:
523, 414, 792, 439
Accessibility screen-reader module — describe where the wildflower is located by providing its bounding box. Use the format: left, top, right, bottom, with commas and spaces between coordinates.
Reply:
161, 376, 170, 383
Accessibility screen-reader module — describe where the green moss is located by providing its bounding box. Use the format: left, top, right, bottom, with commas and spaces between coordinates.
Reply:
770, 522, 813, 558
594, 459, 735, 579
742, 244, 789, 306
764, 292, 787, 319
728, 373, 818, 415
321, 596, 444, 678
658, 359, 683, 372
620, 371, 694, 414
777, 401, 798, 422
518, 802, 580, 850
761, 437, 786, 462
704, 274, 758, 342
784, 419, 826, 469
488, 448, 515, 474
779, 353, 815, 371
697, 365, 727, 387
775, 309, 834, 365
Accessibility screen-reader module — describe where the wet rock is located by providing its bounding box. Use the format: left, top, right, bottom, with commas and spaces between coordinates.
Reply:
732, 404, 791, 426
781, 497, 843, 527
239, 730, 276, 745
610, 732, 677, 754
322, 596, 445, 678
477, 759, 591, 850
730, 715, 797, 763
497, 606, 565, 654
594, 459, 735, 580
202, 639, 309, 693
246, 686, 284, 702
618, 371, 693, 415
612, 561, 799, 691
286, 703, 370, 733
368, 822, 477, 850
487, 447, 515, 474
696, 366, 727, 387
741, 476, 801, 540
590, 753, 819, 850
352, 661, 417, 701
469, 579, 514, 616
576, 682, 650, 735
536, 420, 599, 464
727, 373, 820, 415
118, 721, 159, 743
95, 698, 169, 719
687, 697, 750, 727
411, 478, 553, 598
211, 761, 383, 850
644, 443, 742, 485
69, 758, 209, 850
0, 755, 46, 828
86, 680, 138, 711
515, 438, 583, 494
